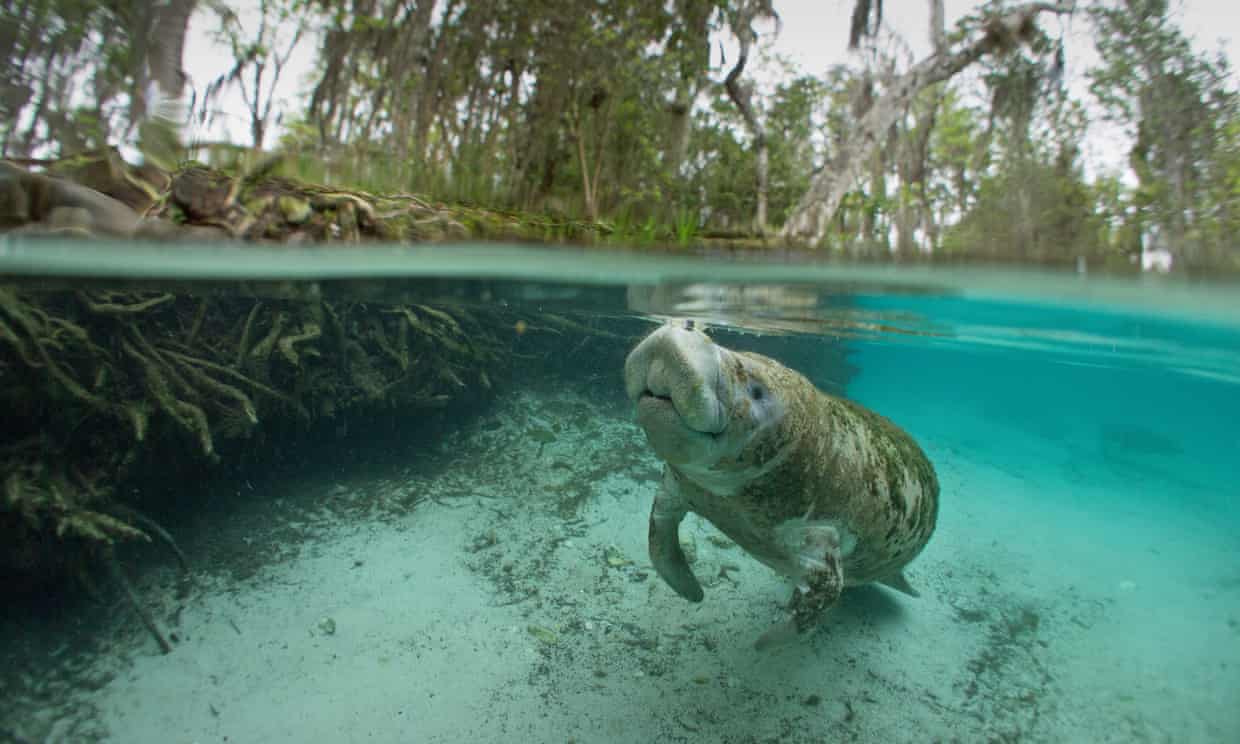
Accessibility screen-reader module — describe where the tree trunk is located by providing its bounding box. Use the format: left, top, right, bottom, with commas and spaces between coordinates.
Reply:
663, 0, 713, 177
412, 0, 458, 164
897, 85, 941, 254
930, 0, 946, 55
665, 84, 699, 179
724, 28, 768, 234
782, 0, 1076, 244
569, 95, 613, 221
390, 0, 438, 162
148, 0, 196, 100
573, 119, 596, 220
251, 115, 266, 152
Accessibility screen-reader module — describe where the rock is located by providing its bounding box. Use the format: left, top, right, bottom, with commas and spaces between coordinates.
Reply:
47, 206, 95, 231
179, 224, 234, 242
135, 218, 186, 240
44, 179, 140, 236
47, 148, 167, 214
526, 624, 558, 645
0, 165, 32, 226
172, 167, 237, 221
603, 545, 631, 567
277, 195, 312, 224
0, 161, 140, 236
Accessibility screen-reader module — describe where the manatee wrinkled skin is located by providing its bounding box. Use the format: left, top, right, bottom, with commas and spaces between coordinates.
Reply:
624, 323, 939, 648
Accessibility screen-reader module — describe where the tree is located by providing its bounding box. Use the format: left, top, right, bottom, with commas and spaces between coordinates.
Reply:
721, 0, 777, 233
203, 0, 307, 150
0, 0, 194, 160
1089, 0, 1239, 267
781, 0, 1077, 245
684, 73, 826, 233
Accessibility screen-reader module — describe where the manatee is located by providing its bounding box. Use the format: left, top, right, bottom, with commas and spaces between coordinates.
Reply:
624, 322, 939, 648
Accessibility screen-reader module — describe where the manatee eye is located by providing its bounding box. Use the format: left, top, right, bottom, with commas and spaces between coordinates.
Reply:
749, 383, 766, 401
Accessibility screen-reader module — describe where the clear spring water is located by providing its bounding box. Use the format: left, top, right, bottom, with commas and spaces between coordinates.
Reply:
1, 238, 1238, 743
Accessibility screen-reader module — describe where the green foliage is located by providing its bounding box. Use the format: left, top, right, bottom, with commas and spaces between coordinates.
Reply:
603, 207, 661, 247
680, 75, 825, 235
925, 88, 985, 223
1089, 0, 1240, 266
941, 156, 1109, 263
673, 207, 701, 246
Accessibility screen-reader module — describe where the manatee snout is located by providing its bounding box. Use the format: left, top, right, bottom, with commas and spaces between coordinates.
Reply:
624, 324, 727, 436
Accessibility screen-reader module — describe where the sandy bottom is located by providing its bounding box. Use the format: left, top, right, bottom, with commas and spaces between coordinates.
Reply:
3, 379, 1238, 743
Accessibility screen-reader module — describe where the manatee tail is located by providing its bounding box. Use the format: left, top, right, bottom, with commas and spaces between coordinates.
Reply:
878, 571, 920, 597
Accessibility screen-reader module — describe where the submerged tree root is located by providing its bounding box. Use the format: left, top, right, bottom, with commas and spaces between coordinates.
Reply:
161, 348, 308, 420
77, 291, 175, 315
0, 287, 114, 416
98, 502, 189, 656
105, 504, 190, 576
120, 336, 215, 457
2, 281, 510, 606
105, 552, 173, 655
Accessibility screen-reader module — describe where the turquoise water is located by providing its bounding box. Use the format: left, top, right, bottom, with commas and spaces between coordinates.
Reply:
853, 293, 1239, 503
2, 239, 1238, 742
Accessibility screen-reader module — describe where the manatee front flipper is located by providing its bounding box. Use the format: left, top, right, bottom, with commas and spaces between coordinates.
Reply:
755, 525, 844, 650
649, 469, 704, 602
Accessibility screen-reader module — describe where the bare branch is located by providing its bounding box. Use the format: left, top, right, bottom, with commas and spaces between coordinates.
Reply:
782, 0, 1077, 243
724, 0, 778, 233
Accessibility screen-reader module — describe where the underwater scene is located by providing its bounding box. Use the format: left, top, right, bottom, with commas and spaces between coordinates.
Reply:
0, 240, 1237, 743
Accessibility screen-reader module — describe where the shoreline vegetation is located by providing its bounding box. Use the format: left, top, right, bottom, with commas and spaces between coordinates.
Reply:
1, 147, 781, 250
4, 147, 1230, 274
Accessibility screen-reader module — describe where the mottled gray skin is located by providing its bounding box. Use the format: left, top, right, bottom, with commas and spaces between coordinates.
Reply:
624, 323, 939, 648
